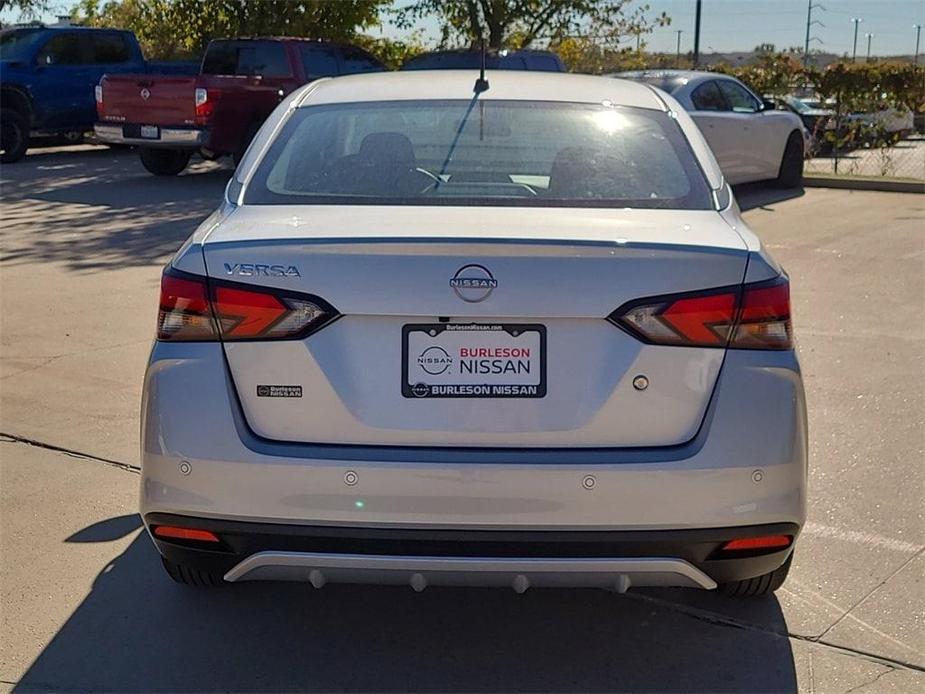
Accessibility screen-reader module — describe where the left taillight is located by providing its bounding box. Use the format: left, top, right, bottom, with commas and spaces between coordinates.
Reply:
156, 269, 337, 342
611, 277, 793, 350
94, 84, 103, 107
157, 271, 217, 341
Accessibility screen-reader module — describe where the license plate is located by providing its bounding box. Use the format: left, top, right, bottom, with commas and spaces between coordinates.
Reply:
402, 323, 546, 398
140, 125, 160, 139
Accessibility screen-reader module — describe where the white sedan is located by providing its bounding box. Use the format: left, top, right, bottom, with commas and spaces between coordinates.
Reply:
142, 70, 806, 597
617, 70, 809, 187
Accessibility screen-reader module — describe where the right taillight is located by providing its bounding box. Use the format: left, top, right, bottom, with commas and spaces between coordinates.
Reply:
612, 277, 793, 350
730, 279, 792, 349
194, 87, 217, 125
156, 268, 338, 342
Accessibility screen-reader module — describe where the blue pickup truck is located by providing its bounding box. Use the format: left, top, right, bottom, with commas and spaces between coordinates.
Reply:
1, 24, 196, 163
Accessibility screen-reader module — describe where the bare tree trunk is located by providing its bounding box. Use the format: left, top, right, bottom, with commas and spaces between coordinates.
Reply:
465, 0, 483, 47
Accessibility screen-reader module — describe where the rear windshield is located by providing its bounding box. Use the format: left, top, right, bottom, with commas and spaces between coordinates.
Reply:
244, 100, 712, 209
628, 75, 687, 94
202, 40, 289, 77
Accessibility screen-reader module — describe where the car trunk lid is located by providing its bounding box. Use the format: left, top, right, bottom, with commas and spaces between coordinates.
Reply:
203, 205, 747, 448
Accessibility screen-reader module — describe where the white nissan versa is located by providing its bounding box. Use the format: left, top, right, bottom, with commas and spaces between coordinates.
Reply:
142, 71, 807, 596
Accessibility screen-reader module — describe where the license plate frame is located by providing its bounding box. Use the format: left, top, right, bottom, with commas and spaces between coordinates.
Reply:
402, 323, 546, 399
140, 125, 160, 139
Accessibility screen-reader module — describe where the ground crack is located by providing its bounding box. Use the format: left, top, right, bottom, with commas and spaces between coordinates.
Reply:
627, 592, 925, 673
843, 666, 894, 693
0, 433, 139, 474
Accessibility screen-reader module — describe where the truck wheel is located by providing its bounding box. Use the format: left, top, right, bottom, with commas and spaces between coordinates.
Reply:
1, 108, 30, 163
139, 147, 191, 176
772, 132, 804, 189
719, 552, 793, 597
161, 557, 224, 587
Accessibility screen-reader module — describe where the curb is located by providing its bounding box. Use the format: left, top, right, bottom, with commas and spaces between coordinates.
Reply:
802, 176, 925, 194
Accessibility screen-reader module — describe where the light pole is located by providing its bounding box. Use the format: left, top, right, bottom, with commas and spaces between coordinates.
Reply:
915, 24, 922, 65
693, 0, 702, 68
851, 17, 862, 62
675, 30, 684, 68
865, 33, 874, 62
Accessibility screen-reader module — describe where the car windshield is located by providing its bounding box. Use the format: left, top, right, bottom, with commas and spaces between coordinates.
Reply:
0, 28, 41, 60
785, 97, 811, 114
244, 99, 712, 209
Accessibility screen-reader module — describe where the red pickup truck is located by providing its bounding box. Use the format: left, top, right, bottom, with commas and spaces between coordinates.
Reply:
94, 37, 384, 175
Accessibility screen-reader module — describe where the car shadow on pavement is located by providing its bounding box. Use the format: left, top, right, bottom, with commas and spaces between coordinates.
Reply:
734, 183, 805, 213
1, 149, 230, 272
15, 517, 797, 693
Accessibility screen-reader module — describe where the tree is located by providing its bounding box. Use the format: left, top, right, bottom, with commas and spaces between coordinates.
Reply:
72, 0, 386, 59
394, 0, 669, 51
1, 0, 49, 18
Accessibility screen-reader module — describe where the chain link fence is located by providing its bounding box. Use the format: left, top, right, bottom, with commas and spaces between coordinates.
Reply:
803, 112, 925, 181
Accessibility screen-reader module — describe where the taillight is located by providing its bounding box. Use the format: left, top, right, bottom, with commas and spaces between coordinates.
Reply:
730, 279, 792, 349
153, 526, 221, 543
94, 84, 103, 106
720, 535, 792, 552
612, 277, 792, 350
157, 271, 217, 341
194, 87, 217, 125
715, 534, 793, 558
212, 285, 333, 340
156, 268, 337, 342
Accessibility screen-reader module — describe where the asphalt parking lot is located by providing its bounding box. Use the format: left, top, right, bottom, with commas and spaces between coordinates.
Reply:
1, 146, 923, 693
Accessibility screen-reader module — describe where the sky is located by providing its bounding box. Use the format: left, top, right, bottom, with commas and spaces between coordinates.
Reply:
4, 0, 924, 58
634, 0, 925, 57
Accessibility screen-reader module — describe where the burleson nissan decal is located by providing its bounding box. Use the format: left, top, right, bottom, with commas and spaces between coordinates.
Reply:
402, 323, 546, 399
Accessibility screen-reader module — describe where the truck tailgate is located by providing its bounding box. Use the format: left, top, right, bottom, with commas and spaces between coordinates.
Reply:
98, 74, 198, 126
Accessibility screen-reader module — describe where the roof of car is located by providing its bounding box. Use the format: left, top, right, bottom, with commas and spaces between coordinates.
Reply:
297, 70, 666, 110
410, 48, 559, 56
614, 70, 737, 89
616, 70, 722, 81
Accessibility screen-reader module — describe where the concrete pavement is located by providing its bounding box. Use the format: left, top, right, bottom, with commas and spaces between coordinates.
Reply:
1, 148, 923, 691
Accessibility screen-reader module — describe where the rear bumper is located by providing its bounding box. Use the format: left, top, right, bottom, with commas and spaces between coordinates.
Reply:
93, 122, 207, 148
147, 513, 798, 589
142, 342, 807, 527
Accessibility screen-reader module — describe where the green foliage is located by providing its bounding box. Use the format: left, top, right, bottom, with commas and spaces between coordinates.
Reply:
0, 0, 49, 18
393, 0, 669, 51
71, 0, 386, 60
808, 61, 925, 113
551, 36, 665, 74
353, 33, 426, 70
707, 52, 924, 112
709, 52, 804, 98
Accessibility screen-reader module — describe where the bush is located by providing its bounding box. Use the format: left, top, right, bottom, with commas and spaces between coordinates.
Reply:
706, 55, 924, 113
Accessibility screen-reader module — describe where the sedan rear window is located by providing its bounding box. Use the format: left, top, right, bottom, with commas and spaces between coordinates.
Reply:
244, 100, 712, 209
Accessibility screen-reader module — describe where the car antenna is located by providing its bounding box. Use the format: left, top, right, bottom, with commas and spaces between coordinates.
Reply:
474, 39, 489, 94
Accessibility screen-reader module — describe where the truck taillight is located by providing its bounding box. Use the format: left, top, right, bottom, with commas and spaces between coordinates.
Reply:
95, 84, 103, 105
612, 277, 793, 350
157, 269, 338, 342
194, 88, 217, 125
